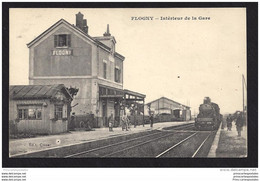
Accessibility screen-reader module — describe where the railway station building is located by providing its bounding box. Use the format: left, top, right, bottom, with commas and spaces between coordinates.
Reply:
145, 97, 191, 121
9, 84, 72, 134
27, 12, 145, 127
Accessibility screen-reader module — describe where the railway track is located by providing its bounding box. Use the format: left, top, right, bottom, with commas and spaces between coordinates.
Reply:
156, 131, 213, 158
100, 132, 177, 157
65, 123, 216, 158
65, 131, 172, 157
163, 123, 194, 131
156, 132, 198, 157
65, 124, 193, 158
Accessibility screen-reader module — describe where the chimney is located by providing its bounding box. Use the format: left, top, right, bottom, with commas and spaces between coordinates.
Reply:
82, 19, 88, 34
103, 24, 111, 36
76, 12, 88, 34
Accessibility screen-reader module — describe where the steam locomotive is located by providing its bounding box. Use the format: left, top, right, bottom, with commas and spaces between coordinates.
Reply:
195, 97, 221, 130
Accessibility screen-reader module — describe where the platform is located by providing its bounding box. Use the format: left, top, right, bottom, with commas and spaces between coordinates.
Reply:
208, 122, 247, 157
9, 120, 194, 157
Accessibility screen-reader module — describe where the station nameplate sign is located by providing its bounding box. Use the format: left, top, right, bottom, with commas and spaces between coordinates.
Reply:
52, 49, 73, 56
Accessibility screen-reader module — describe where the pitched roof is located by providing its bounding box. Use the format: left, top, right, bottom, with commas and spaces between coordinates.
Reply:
93, 36, 117, 44
27, 19, 125, 61
9, 84, 72, 100
146, 96, 190, 108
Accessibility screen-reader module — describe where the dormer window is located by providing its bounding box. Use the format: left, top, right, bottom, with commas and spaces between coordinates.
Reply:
54, 34, 71, 48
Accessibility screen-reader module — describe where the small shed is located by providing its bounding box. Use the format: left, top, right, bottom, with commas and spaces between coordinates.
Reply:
145, 97, 191, 121
9, 84, 73, 135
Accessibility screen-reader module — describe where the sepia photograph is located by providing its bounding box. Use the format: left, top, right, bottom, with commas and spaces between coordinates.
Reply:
8, 7, 248, 158
3, 2, 258, 170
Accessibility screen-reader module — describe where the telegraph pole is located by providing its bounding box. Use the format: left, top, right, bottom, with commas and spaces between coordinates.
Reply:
242, 74, 244, 117
242, 74, 247, 125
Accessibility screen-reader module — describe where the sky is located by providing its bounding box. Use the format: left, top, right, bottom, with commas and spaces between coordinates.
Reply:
9, 8, 247, 114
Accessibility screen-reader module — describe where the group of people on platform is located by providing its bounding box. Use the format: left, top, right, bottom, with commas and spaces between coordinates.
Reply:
225, 112, 245, 137
108, 112, 154, 132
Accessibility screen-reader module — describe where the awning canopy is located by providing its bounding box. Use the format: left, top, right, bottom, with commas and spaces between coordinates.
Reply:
99, 85, 146, 101
99, 84, 124, 98
123, 89, 146, 101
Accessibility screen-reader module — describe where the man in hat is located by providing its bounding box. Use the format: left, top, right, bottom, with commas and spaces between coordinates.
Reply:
235, 112, 244, 137
226, 114, 232, 131
108, 112, 114, 132
150, 113, 154, 128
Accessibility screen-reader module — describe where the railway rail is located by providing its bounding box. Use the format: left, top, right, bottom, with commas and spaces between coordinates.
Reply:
163, 123, 194, 130
156, 131, 213, 158
65, 123, 216, 158
65, 131, 168, 158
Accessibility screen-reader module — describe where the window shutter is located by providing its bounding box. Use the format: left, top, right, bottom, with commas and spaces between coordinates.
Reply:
118, 69, 121, 82
54, 35, 58, 47
63, 105, 67, 119
103, 63, 107, 79
67, 34, 71, 47
114, 68, 117, 82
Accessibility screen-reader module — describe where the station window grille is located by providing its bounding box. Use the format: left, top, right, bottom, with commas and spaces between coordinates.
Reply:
55, 105, 63, 119
17, 105, 42, 120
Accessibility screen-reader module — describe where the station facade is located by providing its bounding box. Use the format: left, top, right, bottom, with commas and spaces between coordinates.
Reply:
27, 12, 145, 127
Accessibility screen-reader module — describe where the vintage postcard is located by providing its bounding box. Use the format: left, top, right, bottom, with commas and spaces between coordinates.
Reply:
4, 4, 257, 170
